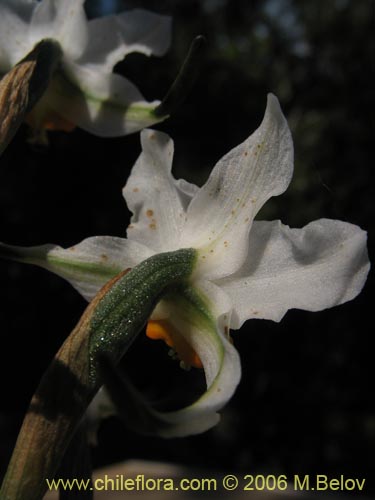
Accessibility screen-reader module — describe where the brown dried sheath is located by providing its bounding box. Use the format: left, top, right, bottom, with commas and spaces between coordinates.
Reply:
0, 39, 62, 155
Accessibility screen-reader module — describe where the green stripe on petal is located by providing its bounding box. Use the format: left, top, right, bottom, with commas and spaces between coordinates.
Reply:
0, 236, 154, 301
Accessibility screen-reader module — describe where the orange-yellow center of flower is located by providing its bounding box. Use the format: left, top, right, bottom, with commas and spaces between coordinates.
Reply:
146, 320, 203, 369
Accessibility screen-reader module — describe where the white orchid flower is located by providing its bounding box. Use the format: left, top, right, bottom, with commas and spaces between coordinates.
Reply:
0, 0, 171, 136
0, 94, 369, 437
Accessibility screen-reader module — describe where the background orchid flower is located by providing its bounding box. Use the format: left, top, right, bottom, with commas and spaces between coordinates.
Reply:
0, 0, 171, 136
0, 94, 369, 437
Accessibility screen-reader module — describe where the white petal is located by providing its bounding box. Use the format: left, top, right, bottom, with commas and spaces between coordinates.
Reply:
0, 237, 153, 301
181, 94, 293, 280
123, 130, 186, 253
0, 1, 35, 70
45, 62, 166, 136
217, 219, 370, 326
79, 9, 171, 72
147, 280, 241, 437
29, 0, 88, 60
174, 178, 199, 210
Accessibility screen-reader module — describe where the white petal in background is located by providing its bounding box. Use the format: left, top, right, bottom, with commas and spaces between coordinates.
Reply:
79, 9, 172, 72
218, 219, 370, 326
0, 0, 34, 70
181, 94, 294, 281
29, 0, 88, 60
45, 62, 163, 136
0, 2, 172, 138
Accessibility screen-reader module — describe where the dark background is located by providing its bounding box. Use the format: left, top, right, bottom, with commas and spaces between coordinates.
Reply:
1, 0, 374, 494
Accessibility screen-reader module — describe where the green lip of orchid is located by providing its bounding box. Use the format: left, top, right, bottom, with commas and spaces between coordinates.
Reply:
0, 0, 172, 136
0, 94, 369, 437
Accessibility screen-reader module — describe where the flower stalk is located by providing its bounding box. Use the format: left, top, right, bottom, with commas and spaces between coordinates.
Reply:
0, 249, 196, 500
